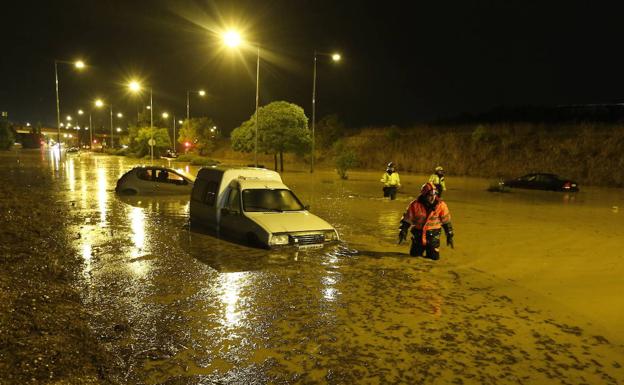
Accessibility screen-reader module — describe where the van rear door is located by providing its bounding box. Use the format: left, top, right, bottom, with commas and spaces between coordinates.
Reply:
190, 177, 220, 230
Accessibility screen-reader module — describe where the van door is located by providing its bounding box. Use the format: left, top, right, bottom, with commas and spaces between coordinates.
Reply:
219, 186, 249, 241
190, 178, 220, 230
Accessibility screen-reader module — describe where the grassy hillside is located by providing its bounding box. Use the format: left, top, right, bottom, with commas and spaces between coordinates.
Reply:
211, 122, 624, 187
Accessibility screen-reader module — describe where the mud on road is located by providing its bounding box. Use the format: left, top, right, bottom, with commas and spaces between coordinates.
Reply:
1, 150, 623, 384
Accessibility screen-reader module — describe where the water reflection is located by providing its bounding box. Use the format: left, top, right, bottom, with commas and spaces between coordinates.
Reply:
97, 167, 108, 226
67, 157, 75, 192
218, 272, 248, 329
128, 206, 150, 277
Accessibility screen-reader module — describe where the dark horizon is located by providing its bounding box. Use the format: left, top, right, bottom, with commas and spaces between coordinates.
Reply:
3, 0, 624, 132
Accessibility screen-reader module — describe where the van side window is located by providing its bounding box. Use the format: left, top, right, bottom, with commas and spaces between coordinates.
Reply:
191, 179, 208, 202
227, 188, 241, 212
204, 181, 218, 206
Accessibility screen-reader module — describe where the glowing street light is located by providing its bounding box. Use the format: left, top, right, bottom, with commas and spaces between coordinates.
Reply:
162, 112, 169, 119
116, 127, 122, 132
117, 112, 123, 118
310, 51, 342, 173
186, 89, 206, 121
54, 59, 86, 151
94, 98, 117, 148
223, 31, 241, 47
222, 30, 261, 167
128, 80, 154, 161
66, 115, 72, 121
78, 109, 84, 115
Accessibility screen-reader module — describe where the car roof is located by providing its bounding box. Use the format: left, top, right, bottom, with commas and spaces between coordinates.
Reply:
235, 179, 289, 190
132, 166, 195, 181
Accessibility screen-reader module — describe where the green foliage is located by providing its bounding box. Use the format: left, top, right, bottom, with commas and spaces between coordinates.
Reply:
333, 140, 358, 179
231, 101, 311, 156
177, 117, 218, 156
176, 154, 220, 166
128, 126, 171, 157
0, 120, 15, 150
386, 125, 401, 142
316, 114, 346, 149
471, 124, 498, 143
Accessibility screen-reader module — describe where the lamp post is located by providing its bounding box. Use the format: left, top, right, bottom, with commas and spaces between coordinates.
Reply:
310, 51, 341, 173
128, 81, 153, 161
186, 89, 206, 121
94, 99, 115, 148
54, 59, 85, 152
223, 31, 261, 167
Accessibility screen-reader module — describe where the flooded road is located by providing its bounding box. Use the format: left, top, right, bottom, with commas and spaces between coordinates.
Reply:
19, 150, 624, 383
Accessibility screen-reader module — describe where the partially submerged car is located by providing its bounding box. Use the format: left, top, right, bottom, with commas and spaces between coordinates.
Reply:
190, 167, 339, 248
501, 173, 579, 192
115, 166, 194, 195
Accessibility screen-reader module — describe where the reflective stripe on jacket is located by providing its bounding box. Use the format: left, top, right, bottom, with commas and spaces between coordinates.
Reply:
380, 172, 401, 187
401, 198, 451, 245
428, 174, 446, 192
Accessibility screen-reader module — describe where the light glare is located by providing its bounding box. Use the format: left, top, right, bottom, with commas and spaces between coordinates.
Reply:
332, 53, 341, 62
128, 80, 142, 93
223, 31, 242, 47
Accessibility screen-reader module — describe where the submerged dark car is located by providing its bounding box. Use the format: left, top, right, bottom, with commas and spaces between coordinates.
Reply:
501, 173, 579, 192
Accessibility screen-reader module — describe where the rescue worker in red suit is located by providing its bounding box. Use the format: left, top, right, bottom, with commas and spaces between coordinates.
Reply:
398, 182, 454, 260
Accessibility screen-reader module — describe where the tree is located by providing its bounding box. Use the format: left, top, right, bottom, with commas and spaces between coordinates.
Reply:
231, 101, 311, 172
0, 120, 15, 150
316, 114, 346, 150
127, 126, 170, 157
333, 140, 358, 179
177, 117, 218, 156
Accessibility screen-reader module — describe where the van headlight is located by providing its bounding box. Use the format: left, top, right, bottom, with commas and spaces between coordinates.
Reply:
324, 230, 338, 241
269, 234, 290, 246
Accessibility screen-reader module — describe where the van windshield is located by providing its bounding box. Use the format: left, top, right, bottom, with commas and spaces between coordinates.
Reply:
242, 189, 305, 212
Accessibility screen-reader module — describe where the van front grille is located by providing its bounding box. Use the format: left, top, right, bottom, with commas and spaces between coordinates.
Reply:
290, 233, 324, 245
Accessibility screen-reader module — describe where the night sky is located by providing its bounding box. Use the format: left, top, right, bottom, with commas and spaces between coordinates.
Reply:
2, 1, 624, 131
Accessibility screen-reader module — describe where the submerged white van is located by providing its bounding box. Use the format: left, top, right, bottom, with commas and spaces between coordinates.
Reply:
190, 167, 339, 248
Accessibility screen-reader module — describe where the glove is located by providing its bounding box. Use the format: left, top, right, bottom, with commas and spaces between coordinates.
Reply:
442, 223, 454, 249
446, 233, 454, 249
398, 221, 410, 244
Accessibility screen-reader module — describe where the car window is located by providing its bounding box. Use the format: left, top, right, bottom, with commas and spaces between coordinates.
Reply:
166, 172, 188, 185
191, 179, 208, 202
137, 169, 153, 181
242, 189, 304, 212
227, 188, 241, 212
204, 181, 218, 205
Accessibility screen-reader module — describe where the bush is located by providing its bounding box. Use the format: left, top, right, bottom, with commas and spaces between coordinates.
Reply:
176, 153, 219, 166
333, 140, 358, 179
0, 120, 15, 150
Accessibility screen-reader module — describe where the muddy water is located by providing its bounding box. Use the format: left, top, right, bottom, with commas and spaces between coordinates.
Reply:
43, 151, 624, 383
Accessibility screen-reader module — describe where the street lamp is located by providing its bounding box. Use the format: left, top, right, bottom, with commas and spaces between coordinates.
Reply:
128, 80, 154, 161
310, 51, 341, 173
54, 59, 86, 152
186, 89, 206, 121
162, 112, 177, 153
95, 98, 118, 148
222, 30, 261, 167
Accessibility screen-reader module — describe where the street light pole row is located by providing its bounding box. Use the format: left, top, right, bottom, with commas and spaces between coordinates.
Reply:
222, 31, 340, 172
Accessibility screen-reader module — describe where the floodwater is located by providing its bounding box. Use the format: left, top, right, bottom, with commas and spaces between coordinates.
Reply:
40, 151, 624, 383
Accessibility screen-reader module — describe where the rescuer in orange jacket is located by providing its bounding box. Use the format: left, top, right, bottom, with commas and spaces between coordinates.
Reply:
398, 182, 454, 260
